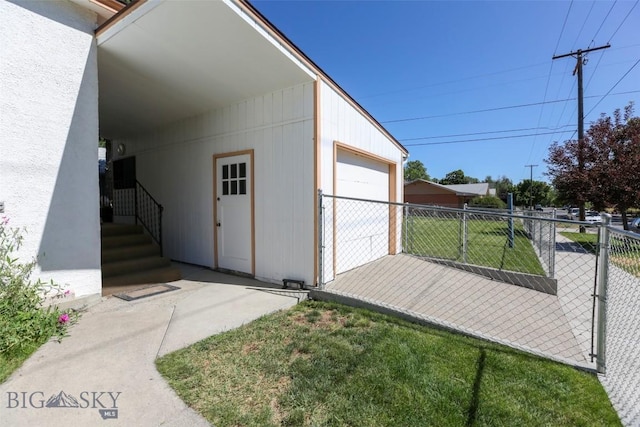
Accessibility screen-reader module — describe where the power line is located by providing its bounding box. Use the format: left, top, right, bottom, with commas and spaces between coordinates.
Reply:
591, 1, 617, 42
585, 57, 640, 119
358, 61, 549, 100
403, 130, 574, 147
608, 0, 638, 42
381, 90, 640, 124
399, 124, 574, 142
554, 0, 574, 55
571, 1, 596, 51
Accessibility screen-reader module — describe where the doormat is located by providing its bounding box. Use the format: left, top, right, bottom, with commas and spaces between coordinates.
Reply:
114, 284, 181, 301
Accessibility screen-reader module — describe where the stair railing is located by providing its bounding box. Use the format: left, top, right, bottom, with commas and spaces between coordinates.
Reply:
134, 181, 164, 256
112, 180, 164, 256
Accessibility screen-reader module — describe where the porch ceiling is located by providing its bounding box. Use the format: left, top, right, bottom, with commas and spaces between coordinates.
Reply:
97, 0, 315, 139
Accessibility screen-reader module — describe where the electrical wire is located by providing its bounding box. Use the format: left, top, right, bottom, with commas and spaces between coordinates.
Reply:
608, 0, 638, 42
591, 1, 617, 43
554, 0, 574, 55
403, 130, 575, 147
381, 90, 640, 123
584, 58, 640, 119
400, 125, 575, 142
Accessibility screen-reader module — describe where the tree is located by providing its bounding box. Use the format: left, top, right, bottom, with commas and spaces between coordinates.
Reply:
585, 103, 640, 228
404, 160, 430, 181
547, 102, 640, 229
514, 180, 552, 207
439, 169, 479, 185
493, 176, 515, 201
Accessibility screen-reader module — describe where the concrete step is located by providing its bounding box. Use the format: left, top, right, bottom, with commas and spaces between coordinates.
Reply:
101, 233, 152, 249
102, 255, 172, 278
101, 223, 144, 237
102, 266, 182, 288
101, 243, 161, 263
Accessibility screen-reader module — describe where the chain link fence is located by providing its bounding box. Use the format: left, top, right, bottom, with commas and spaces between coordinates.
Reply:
316, 194, 639, 425
600, 228, 640, 425
522, 210, 556, 278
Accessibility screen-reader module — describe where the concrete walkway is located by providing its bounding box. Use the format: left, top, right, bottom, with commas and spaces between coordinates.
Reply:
0, 264, 305, 426
323, 254, 588, 366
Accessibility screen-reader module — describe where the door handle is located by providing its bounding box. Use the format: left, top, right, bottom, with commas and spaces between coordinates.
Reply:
217, 222, 221, 227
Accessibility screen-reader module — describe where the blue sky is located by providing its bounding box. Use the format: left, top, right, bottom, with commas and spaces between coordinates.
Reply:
252, 0, 640, 184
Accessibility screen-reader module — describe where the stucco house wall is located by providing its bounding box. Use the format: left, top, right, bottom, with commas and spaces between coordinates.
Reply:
0, 0, 102, 297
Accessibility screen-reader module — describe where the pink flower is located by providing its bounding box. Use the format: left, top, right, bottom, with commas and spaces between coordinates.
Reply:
64, 290, 71, 296
1, 216, 8, 226
58, 313, 70, 324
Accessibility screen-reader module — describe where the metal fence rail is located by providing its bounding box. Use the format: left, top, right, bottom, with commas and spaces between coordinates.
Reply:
317, 193, 640, 425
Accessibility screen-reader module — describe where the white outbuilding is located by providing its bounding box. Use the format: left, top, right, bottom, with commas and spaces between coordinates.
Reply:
1, 0, 407, 303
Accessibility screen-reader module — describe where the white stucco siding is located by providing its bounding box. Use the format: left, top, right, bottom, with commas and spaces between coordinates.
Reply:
115, 82, 315, 286
319, 80, 405, 280
0, 1, 101, 297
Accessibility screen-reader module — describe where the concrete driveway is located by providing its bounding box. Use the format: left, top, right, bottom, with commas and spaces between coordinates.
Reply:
0, 264, 305, 426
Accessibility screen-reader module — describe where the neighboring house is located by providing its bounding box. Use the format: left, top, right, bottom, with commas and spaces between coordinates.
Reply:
404, 180, 490, 208
1, 0, 407, 303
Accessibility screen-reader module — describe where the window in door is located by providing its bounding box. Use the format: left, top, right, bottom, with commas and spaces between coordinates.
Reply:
221, 162, 247, 196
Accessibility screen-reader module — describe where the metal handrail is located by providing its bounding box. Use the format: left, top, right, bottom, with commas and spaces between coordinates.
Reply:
134, 180, 163, 255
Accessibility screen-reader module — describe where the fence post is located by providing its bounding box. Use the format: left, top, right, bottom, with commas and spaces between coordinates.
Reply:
507, 193, 514, 248
538, 212, 543, 254
549, 209, 556, 279
403, 203, 409, 254
595, 213, 611, 374
462, 203, 468, 264
317, 189, 324, 289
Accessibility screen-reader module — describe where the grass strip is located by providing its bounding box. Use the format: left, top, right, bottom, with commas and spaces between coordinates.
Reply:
157, 301, 619, 427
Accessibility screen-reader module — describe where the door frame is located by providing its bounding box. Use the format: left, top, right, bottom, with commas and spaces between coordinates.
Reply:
212, 149, 255, 275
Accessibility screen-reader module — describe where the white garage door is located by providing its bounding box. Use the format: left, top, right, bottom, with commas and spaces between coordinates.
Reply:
335, 150, 390, 274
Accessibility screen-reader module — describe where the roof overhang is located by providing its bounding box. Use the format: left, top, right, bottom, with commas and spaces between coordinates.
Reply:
97, 0, 316, 139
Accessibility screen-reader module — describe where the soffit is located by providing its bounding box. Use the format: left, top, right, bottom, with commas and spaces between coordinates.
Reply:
97, 0, 314, 138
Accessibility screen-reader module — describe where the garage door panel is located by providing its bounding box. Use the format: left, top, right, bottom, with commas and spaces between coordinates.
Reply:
336, 150, 389, 201
335, 149, 390, 274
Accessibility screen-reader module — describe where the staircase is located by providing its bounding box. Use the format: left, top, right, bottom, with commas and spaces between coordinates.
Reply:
101, 223, 181, 294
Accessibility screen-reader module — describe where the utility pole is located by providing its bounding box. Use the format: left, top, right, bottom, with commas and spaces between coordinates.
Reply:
525, 164, 538, 209
552, 44, 610, 229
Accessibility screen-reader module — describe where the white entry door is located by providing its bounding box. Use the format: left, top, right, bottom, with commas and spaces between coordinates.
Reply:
215, 153, 252, 274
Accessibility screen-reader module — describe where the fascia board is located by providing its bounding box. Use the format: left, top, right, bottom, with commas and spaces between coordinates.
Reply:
96, 0, 161, 45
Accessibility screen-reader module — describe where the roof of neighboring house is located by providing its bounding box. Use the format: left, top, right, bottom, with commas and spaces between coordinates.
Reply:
445, 183, 490, 196
404, 180, 490, 197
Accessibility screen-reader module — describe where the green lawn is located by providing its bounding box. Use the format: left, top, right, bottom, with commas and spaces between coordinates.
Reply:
561, 231, 640, 277
156, 301, 619, 427
404, 216, 546, 276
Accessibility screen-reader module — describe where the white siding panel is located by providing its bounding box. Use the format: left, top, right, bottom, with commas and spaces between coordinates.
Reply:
319, 80, 405, 281
115, 82, 315, 286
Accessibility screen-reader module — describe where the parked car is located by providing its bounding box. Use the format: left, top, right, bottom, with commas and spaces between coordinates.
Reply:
568, 207, 580, 220
585, 211, 602, 225
534, 204, 543, 211
629, 217, 640, 233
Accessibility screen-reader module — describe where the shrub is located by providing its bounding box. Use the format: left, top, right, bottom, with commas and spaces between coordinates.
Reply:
468, 195, 507, 209
0, 217, 78, 357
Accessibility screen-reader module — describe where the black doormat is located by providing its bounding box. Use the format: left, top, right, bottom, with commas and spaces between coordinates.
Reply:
114, 284, 180, 301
